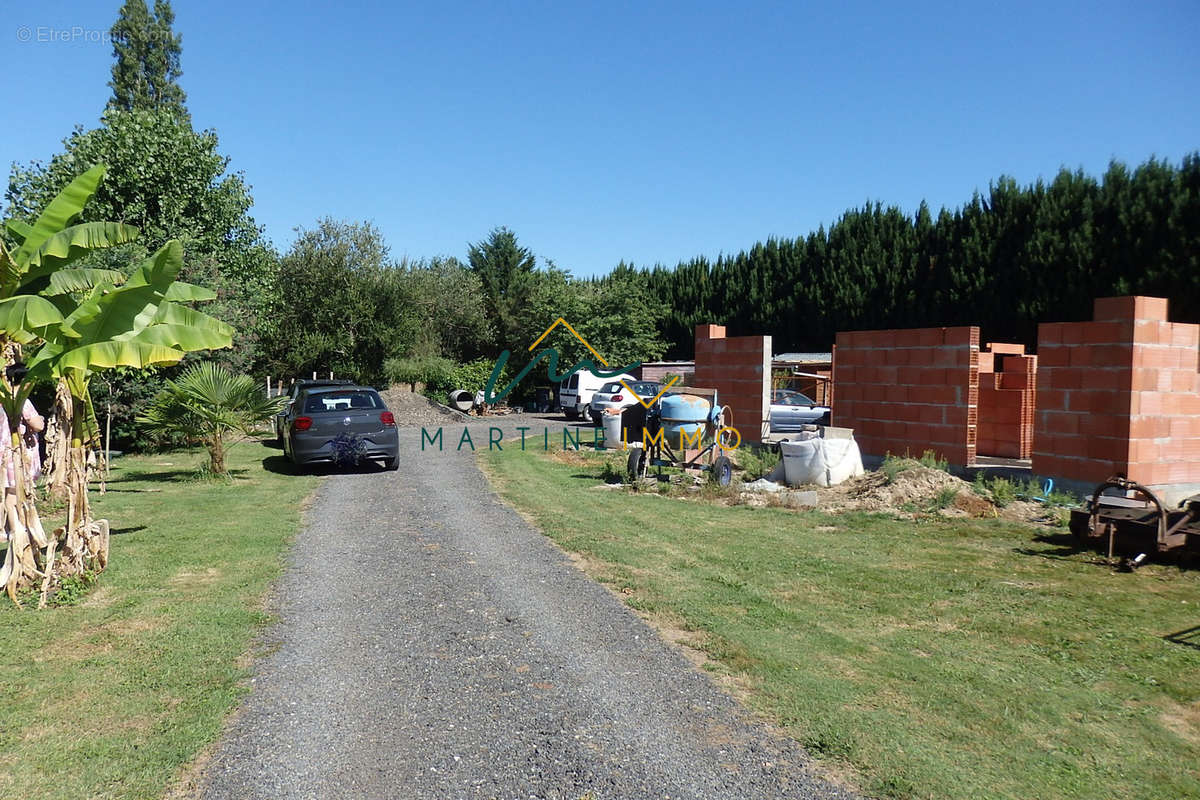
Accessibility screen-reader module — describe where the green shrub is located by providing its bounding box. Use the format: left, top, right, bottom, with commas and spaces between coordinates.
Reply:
735, 445, 780, 481
384, 356, 456, 390
882, 449, 949, 484
917, 449, 949, 472
881, 453, 919, 483
927, 485, 960, 511
424, 358, 511, 400
971, 473, 1020, 508
599, 456, 626, 484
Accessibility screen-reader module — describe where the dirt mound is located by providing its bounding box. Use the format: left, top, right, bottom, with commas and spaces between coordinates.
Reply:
853, 466, 965, 510
377, 388, 469, 427
808, 466, 998, 517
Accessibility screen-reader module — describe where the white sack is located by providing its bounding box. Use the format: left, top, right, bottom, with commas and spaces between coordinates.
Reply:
780, 436, 865, 488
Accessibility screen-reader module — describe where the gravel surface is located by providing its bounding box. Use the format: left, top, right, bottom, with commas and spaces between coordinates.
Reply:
199, 421, 855, 800
377, 388, 471, 427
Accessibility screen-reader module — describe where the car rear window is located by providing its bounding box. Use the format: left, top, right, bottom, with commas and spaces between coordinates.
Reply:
632, 382, 660, 395
304, 391, 382, 412
600, 382, 623, 393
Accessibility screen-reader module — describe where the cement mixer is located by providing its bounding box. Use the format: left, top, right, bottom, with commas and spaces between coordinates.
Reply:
626, 386, 738, 486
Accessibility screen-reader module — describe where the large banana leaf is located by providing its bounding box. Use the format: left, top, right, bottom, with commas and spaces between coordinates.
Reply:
54, 340, 186, 374
0, 241, 19, 295
163, 281, 217, 302
0, 295, 66, 343
125, 323, 232, 351
153, 301, 234, 334
122, 240, 184, 290
44, 268, 126, 296
4, 219, 34, 244
60, 242, 183, 340
20, 222, 140, 285
11, 165, 107, 268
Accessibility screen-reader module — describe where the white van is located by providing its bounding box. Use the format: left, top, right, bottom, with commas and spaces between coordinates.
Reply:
559, 369, 636, 420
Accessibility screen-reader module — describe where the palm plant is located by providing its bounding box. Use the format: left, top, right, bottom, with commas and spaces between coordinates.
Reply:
139, 362, 283, 475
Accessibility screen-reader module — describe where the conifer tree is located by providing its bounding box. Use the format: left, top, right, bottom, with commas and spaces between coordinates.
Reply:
107, 0, 188, 119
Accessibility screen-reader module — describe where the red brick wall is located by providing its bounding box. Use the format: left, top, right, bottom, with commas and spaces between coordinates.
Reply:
832, 326, 980, 466
977, 346, 1037, 459
1033, 296, 1200, 487
694, 324, 771, 443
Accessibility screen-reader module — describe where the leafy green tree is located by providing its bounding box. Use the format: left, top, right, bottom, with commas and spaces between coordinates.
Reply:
108, 0, 188, 119
266, 219, 413, 385
467, 227, 537, 351
5, 109, 272, 348
139, 362, 282, 475
5, 109, 276, 447
396, 256, 492, 360
640, 153, 1200, 355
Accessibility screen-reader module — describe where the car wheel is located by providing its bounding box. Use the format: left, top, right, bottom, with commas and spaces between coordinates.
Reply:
383, 456, 399, 471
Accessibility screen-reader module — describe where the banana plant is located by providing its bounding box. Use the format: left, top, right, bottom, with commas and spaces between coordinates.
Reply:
22, 240, 234, 445
0, 165, 138, 301
0, 165, 234, 604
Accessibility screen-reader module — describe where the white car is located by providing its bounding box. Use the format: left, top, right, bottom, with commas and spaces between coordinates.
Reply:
588, 380, 661, 424
559, 370, 636, 420
769, 389, 830, 432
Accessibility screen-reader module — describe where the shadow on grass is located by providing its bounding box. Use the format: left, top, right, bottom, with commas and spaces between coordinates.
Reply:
111, 524, 148, 536
1014, 530, 1085, 556
1016, 530, 1200, 572
1165, 624, 1200, 650
102, 468, 249, 485
261, 454, 392, 477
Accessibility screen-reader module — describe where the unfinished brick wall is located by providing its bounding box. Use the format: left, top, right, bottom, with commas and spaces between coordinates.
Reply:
977, 344, 1037, 459
1033, 296, 1200, 487
832, 327, 979, 466
694, 324, 771, 443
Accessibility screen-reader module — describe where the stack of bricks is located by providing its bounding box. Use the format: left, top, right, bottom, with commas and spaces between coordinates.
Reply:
1033, 296, 1200, 488
832, 326, 980, 466
976, 344, 1037, 459
694, 324, 771, 444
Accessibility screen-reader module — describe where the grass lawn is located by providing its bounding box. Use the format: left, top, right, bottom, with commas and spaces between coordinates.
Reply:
482, 447, 1200, 800
0, 443, 318, 800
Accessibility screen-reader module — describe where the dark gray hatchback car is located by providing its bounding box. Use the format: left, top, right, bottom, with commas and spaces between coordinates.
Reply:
282, 386, 400, 470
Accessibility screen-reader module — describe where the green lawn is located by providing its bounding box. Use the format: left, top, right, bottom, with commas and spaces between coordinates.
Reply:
482, 447, 1200, 800
0, 443, 318, 800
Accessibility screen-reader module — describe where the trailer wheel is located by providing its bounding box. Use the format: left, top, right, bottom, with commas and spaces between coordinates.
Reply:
712, 455, 733, 487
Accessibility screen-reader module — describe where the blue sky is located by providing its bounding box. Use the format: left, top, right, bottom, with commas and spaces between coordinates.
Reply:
3, 0, 1198, 276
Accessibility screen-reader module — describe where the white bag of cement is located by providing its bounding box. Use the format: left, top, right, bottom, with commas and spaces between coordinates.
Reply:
780, 437, 865, 488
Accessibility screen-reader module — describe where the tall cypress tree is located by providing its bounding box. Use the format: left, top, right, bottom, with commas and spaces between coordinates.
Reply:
107, 0, 188, 119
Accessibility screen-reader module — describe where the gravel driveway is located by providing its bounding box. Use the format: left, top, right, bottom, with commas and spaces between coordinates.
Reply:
199, 420, 854, 800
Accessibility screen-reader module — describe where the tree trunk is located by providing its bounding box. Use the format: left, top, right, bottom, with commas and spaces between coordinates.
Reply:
41, 380, 72, 501
210, 433, 225, 475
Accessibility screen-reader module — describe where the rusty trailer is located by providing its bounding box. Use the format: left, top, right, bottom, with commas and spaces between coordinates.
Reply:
1069, 477, 1200, 567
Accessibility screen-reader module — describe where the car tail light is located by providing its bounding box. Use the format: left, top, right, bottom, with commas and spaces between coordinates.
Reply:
293, 416, 313, 431
612, 395, 623, 402
380, 411, 395, 426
